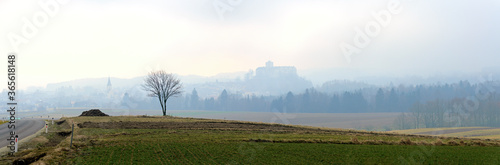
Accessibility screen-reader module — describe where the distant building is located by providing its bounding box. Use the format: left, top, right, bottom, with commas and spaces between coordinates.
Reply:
107, 77, 112, 95
255, 61, 297, 78
247, 61, 312, 95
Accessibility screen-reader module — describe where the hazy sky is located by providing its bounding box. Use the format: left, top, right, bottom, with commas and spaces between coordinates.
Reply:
1, 0, 499, 89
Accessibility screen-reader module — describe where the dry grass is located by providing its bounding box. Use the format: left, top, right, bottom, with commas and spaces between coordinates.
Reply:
391, 127, 487, 134
393, 127, 500, 140
399, 138, 412, 145
434, 139, 443, 146
0, 119, 74, 165
473, 134, 500, 139
351, 137, 360, 144
67, 115, 207, 124
440, 128, 500, 138
31, 136, 49, 145
416, 140, 431, 146
69, 116, 500, 147
0, 120, 8, 125
447, 140, 459, 146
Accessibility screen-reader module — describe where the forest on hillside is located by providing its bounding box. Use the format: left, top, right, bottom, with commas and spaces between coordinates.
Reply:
156, 80, 500, 129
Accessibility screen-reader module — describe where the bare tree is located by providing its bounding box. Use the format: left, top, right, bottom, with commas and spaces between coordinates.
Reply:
142, 70, 183, 116
410, 103, 423, 129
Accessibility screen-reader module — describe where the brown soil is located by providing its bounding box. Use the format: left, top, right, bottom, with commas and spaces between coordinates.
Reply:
74, 120, 454, 138
77, 121, 313, 132
79, 109, 109, 117
12, 153, 46, 165
56, 120, 66, 125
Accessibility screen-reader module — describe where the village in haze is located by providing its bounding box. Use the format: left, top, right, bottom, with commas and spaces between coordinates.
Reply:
2, 60, 500, 131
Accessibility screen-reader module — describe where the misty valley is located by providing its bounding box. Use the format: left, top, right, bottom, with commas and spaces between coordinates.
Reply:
2, 1, 500, 164
3, 61, 499, 132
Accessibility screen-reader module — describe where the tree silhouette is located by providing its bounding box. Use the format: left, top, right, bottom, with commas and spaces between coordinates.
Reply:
191, 88, 199, 110
219, 89, 229, 111
142, 70, 183, 116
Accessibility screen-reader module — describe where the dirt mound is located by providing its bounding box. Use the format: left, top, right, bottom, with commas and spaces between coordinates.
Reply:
79, 109, 109, 117
56, 120, 66, 125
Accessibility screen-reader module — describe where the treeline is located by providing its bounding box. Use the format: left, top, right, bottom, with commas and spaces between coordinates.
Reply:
160, 81, 498, 115
165, 89, 271, 112
122, 80, 500, 129
393, 94, 500, 129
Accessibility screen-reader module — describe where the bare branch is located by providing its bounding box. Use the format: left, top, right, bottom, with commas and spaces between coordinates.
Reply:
142, 70, 183, 116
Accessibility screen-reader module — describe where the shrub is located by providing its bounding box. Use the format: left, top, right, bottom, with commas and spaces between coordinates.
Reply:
472, 141, 487, 146
417, 141, 430, 146
351, 137, 360, 144
378, 140, 393, 145
399, 138, 412, 145
362, 140, 380, 145
447, 140, 459, 146
434, 139, 443, 146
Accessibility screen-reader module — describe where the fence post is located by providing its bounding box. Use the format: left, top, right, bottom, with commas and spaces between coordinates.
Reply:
15, 135, 18, 153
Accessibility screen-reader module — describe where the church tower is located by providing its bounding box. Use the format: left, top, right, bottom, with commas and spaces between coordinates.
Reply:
107, 77, 112, 94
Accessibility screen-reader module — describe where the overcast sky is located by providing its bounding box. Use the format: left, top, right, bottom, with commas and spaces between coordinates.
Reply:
1, 0, 499, 89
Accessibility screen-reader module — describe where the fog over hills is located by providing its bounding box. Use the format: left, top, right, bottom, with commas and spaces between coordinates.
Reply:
0, 0, 499, 149
42, 64, 500, 96
44, 72, 248, 91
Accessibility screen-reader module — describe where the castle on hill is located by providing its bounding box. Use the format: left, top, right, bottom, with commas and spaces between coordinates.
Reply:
246, 61, 312, 95
255, 61, 297, 78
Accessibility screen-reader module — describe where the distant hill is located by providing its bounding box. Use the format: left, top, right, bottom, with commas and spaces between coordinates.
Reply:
319, 80, 373, 94
44, 72, 246, 91
43, 62, 314, 97
45, 77, 143, 91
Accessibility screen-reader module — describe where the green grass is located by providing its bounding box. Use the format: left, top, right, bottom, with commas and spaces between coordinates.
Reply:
70, 128, 500, 164
65, 128, 500, 164
4, 116, 500, 164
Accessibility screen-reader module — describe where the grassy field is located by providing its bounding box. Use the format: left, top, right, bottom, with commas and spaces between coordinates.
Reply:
393, 127, 500, 139
38, 110, 401, 130
2, 116, 500, 164
392, 127, 487, 134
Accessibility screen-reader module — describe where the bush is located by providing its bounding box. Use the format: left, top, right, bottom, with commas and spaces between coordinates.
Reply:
447, 140, 459, 146
417, 141, 430, 146
362, 140, 380, 145
434, 139, 443, 146
399, 138, 412, 145
351, 137, 360, 144
472, 141, 487, 146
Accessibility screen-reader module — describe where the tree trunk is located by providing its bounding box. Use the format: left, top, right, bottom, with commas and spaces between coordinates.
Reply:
158, 96, 165, 116
163, 100, 168, 116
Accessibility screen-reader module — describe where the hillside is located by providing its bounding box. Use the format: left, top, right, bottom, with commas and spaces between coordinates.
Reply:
2, 116, 500, 164
393, 127, 500, 140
